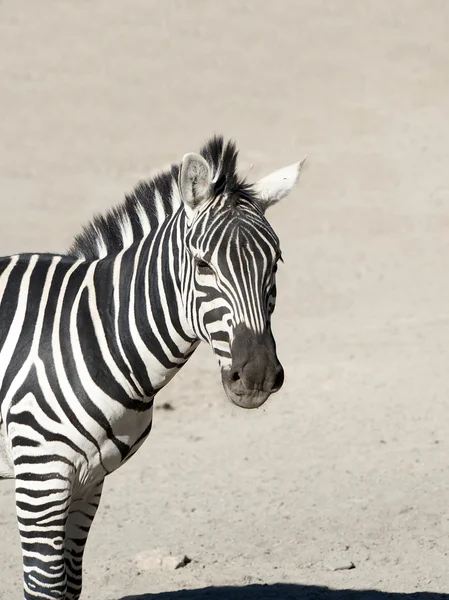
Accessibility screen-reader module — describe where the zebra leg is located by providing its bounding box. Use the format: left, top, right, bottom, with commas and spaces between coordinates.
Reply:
64, 479, 104, 600
16, 477, 72, 600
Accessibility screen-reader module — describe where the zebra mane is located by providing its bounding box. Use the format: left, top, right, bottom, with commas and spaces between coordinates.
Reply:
69, 135, 256, 261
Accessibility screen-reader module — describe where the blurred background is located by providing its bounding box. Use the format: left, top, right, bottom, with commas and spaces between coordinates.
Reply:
1, 1, 448, 598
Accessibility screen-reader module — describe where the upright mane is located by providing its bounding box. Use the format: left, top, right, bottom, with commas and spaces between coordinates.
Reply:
69, 135, 255, 261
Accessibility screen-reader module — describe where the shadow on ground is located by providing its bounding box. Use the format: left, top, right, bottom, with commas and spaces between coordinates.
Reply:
122, 583, 448, 600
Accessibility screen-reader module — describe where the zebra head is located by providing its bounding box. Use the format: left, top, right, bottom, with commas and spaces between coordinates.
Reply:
179, 139, 306, 409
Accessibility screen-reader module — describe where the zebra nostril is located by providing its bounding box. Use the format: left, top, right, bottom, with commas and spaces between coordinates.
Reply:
272, 367, 284, 391
231, 370, 241, 383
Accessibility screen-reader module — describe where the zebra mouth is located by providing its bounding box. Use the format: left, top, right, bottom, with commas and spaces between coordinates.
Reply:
221, 374, 273, 409
219, 324, 284, 410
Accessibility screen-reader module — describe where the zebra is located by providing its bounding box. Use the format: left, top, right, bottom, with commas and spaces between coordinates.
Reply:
0, 135, 306, 599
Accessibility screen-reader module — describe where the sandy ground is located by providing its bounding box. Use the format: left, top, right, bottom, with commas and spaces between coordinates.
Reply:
1, 1, 449, 598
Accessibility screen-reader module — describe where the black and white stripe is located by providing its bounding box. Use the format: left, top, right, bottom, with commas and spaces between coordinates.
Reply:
0, 135, 304, 599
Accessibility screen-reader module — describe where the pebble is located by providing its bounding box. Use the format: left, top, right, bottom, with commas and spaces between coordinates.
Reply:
135, 550, 192, 571
326, 561, 356, 571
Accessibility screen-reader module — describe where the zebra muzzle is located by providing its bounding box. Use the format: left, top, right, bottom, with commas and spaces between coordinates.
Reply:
221, 323, 284, 409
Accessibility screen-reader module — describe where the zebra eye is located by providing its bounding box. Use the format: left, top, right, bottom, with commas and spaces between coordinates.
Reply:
195, 258, 214, 276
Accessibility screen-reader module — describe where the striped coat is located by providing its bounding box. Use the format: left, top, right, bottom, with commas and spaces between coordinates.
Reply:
0, 136, 305, 599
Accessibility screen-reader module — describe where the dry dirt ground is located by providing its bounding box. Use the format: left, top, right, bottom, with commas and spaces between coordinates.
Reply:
1, 1, 449, 599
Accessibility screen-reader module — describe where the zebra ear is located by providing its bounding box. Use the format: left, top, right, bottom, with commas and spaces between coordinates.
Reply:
179, 153, 212, 220
253, 156, 307, 213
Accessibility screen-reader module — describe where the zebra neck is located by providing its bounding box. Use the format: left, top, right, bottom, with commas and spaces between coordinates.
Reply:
94, 217, 199, 399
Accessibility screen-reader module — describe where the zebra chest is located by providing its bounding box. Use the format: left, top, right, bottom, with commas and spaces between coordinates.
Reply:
78, 400, 155, 482
5, 383, 155, 488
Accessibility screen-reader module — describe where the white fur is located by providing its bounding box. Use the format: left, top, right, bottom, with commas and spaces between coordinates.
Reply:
254, 156, 307, 211
179, 153, 212, 220
0, 419, 13, 478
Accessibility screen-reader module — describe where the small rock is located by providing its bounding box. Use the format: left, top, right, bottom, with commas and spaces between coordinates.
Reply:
327, 561, 356, 571
135, 550, 192, 571
135, 554, 161, 571
162, 556, 182, 570
156, 402, 175, 411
